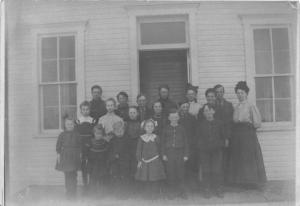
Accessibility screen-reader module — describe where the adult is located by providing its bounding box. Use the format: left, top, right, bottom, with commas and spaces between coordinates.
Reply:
197, 88, 218, 121
157, 84, 178, 116
185, 83, 202, 118
213, 84, 234, 183
116, 91, 129, 121
89, 85, 107, 123
227, 81, 266, 188
136, 94, 152, 122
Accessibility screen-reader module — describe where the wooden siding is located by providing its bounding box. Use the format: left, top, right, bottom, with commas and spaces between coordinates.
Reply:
7, 0, 296, 195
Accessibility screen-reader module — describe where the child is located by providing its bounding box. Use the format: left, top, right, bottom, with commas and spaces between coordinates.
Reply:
161, 110, 189, 199
124, 106, 141, 183
87, 124, 109, 193
98, 98, 124, 136
178, 102, 198, 181
55, 116, 81, 199
75, 101, 96, 191
196, 104, 225, 198
116, 91, 130, 121
135, 119, 166, 199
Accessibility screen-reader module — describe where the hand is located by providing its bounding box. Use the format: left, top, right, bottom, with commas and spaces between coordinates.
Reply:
162, 155, 168, 161
225, 139, 229, 147
183, 156, 188, 161
137, 161, 142, 168
115, 154, 119, 159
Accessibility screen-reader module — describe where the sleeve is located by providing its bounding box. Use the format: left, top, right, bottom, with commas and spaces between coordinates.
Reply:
250, 104, 262, 128
161, 128, 166, 156
136, 138, 143, 161
226, 102, 234, 139
196, 124, 202, 148
56, 133, 63, 154
182, 127, 189, 157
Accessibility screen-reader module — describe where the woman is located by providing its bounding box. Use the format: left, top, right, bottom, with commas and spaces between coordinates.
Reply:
228, 81, 266, 189
186, 83, 201, 118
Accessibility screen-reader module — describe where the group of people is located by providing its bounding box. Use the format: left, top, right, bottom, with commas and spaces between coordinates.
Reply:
55, 81, 267, 200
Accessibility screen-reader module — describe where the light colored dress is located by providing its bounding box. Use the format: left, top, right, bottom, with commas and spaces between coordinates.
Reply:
233, 100, 261, 128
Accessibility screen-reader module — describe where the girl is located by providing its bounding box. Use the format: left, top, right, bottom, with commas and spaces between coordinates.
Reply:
228, 81, 266, 189
135, 119, 166, 199
56, 116, 81, 199
185, 83, 201, 118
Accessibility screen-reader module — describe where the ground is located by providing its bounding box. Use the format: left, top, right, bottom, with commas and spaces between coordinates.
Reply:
7, 180, 295, 206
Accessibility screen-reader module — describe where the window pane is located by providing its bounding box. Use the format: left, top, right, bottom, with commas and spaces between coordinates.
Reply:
253, 29, 271, 51
41, 60, 57, 82
272, 28, 289, 50
59, 36, 75, 58
140, 22, 186, 45
255, 51, 272, 74
42, 37, 57, 59
273, 51, 291, 74
59, 59, 75, 81
275, 99, 291, 121
44, 107, 59, 129
61, 84, 77, 106
255, 77, 273, 98
274, 76, 291, 98
43, 85, 59, 107
256, 99, 273, 122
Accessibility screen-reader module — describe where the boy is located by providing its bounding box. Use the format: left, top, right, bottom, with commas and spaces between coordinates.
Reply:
88, 124, 109, 193
75, 101, 96, 191
161, 109, 189, 199
89, 85, 107, 123
196, 104, 226, 198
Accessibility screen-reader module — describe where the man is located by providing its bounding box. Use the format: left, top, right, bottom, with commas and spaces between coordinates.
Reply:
213, 84, 234, 184
157, 84, 177, 116
89, 85, 107, 123
136, 94, 152, 122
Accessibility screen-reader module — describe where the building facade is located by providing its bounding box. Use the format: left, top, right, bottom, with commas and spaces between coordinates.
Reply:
7, 0, 297, 195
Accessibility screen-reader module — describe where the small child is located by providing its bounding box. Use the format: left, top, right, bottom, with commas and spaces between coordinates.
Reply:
135, 119, 166, 200
75, 101, 96, 191
116, 91, 130, 121
161, 110, 189, 199
196, 104, 225, 198
124, 106, 141, 183
55, 116, 81, 199
87, 124, 109, 193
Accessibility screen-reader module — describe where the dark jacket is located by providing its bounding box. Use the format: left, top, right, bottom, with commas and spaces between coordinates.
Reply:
151, 114, 168, 137
158, 98, 178, 116
137, 106, 152, 122
125, 119, 141, 139
161, 124, 189, 157
196, 119, 226, 151
179, 113, 197, 147
116, 103, 129, 121
215, 99, 234, 139
90, 98, 107, 123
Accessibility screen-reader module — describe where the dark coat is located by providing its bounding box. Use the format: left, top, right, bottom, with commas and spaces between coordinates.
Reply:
179, 113, 197, 147
137, 106, 152, 122
215, 99, 234, 139
75, 120, 96, 158
116, 103, 129, 121
158, 98, 178, 116
125, 119, 141, 139
150, 114, 168, 137
89, 98, 107, 123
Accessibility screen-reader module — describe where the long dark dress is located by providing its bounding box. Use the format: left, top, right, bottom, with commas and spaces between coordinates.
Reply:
227, 100, 267, 184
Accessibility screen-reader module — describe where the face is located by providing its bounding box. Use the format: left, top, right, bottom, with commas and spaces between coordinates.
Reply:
137, 95, 147, 107
91, 88, 102, 100
106, 100, 116, 113
129, 108, 138, 120
215, 87, 224, 100
80, 105, 90, 117
145, 122, 155, 134
159, 88, 169, 99
94, 129, 104, 140
186, 90, 196, 102
236, 89, 248, 102
206, 92, 216, 105
180, 103, 189, 114
203, 105, 215, 120
168, 113, 180, 124
118, 94, 128, 105
65, 119, 75, 131
153, 102, 162, 114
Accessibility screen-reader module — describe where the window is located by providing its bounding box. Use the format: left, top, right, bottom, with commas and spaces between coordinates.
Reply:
252, 27, 293, 123
39, 35, 77, 131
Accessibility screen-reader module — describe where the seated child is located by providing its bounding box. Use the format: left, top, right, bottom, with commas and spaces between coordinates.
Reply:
55, 116, 81, 199
161, 110, 189, 199
87, 124, 109, 193
135, 119, 166, 200
196, 104, 225, 198
75, 101, 96, 190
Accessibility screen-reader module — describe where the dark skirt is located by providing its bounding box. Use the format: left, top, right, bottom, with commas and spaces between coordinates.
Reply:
55, 148, 81, 172
227, 123, 267, 185
135, 157, 166, 181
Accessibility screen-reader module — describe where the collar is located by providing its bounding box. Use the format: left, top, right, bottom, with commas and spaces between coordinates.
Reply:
141, 134, 157, 142
78, 116, 93, 123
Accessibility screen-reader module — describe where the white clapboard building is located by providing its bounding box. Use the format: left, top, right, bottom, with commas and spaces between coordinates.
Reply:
6, 0, 297, 195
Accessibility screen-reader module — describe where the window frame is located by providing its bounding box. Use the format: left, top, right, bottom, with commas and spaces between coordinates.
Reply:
241, 14, 296, 131
32, 21, 87, 136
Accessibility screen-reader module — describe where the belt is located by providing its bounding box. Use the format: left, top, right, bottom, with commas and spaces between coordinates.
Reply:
142, 155, 159, 163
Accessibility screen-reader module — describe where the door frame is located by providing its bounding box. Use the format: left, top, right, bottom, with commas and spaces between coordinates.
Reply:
126, 3, 200, 103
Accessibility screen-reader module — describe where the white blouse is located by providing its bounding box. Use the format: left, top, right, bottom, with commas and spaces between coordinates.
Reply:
98, 113, 123, 134
233, 100, 262, 128
188, 101, 202, 118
